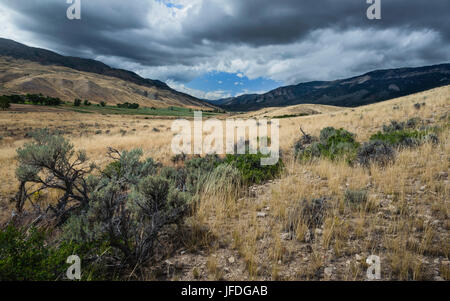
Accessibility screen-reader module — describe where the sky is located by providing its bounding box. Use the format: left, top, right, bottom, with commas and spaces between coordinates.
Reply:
0, 0, 449, 100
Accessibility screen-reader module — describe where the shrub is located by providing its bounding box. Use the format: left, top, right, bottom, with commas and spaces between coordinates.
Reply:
100, 101, 106, 107
62, 148, 188, 267
0, 225, 105, 280
285, 198, 328, 236
225, 152, 284, 185
0, 96, 11, 110
370, 130, 427, 148
344, 189, 368, 207
74, 99, 81, 107
14, 129, 93, 216
184, 155, 224, 192
357, 140, 396, 167
297, 127, 360, 163
117, 102, 139, 109
293, 130, 318, 156
382, 118, 422, 133
83, 100, 91, 106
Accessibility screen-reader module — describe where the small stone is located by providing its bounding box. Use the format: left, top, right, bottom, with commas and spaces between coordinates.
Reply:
281, 232, 293, 240
305, 230, 312, 243
420, 185, 427, 191
437, 172, 448, 179
324, 267, 333, 277
228, 256, 235, 264
315, 228, 323, 236
355, 254, 363, 261
257, 212, 267, 218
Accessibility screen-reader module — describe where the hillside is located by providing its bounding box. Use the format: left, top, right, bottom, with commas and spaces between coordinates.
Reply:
238, 103, 342, 119
217, 63, 450, 111
0, 39, 214, 109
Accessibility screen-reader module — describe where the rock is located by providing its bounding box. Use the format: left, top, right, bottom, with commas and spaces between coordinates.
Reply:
315, 228, 323, 236
281, 232, 293, 240
324, 267, 333, 277
257, 212, 267, 218
420, 185, 427, 191
431, 220, 440, 226
228, 256, 235, 264
437, 172, 448, 180
434, 276, 445, 281
305, 230, 312, 243
355, 254, 363, 261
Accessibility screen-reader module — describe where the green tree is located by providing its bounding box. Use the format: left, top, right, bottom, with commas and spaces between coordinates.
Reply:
0, 96, 11, 110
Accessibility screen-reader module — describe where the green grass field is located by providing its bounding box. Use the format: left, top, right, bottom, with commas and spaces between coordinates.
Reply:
63, 103, 222, 117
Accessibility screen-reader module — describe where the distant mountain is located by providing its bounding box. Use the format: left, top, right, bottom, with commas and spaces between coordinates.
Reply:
215, 64, 450, 111
0, 38, 214, 109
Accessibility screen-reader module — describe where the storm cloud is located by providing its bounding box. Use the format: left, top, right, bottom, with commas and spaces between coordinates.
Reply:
0, 0, 449, 98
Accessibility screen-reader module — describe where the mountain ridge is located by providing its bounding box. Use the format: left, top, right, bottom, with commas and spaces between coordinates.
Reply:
214, 63, 450, 111
0, 38, 215, 109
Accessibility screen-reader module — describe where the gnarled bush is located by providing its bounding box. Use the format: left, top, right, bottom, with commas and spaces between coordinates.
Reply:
357, 140, 396, 168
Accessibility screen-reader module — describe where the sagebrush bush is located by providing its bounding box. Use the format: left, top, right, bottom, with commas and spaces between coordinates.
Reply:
296, 127, 360, 163
344, 189, 368, 207
357, 140, 396, 167
285, 198, 328, 237
14, 128, 93, 216
64, 149, 190, 267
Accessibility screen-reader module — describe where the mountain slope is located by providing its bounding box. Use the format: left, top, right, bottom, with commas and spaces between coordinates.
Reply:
217, 63, 450, 111
0, 38, 214, 109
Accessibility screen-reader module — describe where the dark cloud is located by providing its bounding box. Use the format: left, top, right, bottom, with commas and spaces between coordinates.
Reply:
0, 0, 449, 88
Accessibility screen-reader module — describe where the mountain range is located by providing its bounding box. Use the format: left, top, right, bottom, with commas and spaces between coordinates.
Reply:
1, 38, 449, 112
213, 63, 450, 111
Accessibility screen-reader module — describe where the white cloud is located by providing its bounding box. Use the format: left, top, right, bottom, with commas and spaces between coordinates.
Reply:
167, 80, 231, 100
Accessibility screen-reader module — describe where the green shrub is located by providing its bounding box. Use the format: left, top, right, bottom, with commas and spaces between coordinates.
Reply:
74, 99, 81, 107
297, 127, 360, 163
0, 225, 105, 280
0, 96, 11, 110
225, 152, 284, 185
370, 130, 426, 148
100, 101, 106, 107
